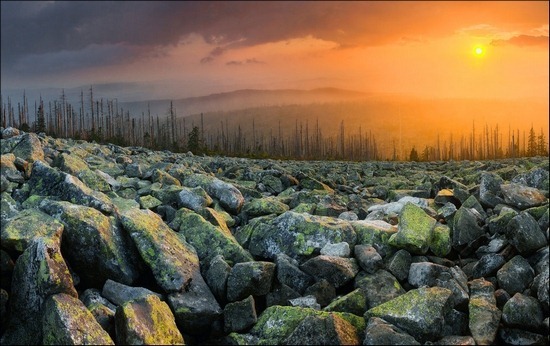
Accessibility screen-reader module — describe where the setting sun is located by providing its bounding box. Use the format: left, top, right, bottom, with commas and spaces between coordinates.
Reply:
474, 46, 485, 56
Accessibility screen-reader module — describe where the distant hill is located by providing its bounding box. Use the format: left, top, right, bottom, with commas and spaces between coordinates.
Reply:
118, 87, 370, 117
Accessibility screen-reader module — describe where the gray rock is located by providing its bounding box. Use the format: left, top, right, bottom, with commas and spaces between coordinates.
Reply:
167, 273, 222, 336
512, 167, 550, 190
41, 200, 140, 287
471, 253, 506, 279
1, 238, 77, 345
266, 283, 301, 307
385, 249, 412, 282
364, 317, 420, 345
304, 279, 336, 307
320, 241, 351, 257
501, 183, 547, 209
502, 293, 544, 330
498, 328, 547, 345
300, 255, 359, 289
102, 279, 163, 306
426, 335, 475, 345
468, 278, 501, 345
354, 245, 384, 273
204, 254, 231, 303
275, 253, 314, 294
42, 293, 114, 345
289, 295, 321, 310
365, 286, 453, 343
11, 133, 44, 163
284, 313, 360, 345
324, 288, 367, 316
184, 174, 245, 214
506, 211, 547, 255
178, 186, 213, 211
388, 202, 436, 255
115, 295, 184, 345
226, 261, 275, 302
80, 288, 116, 336
224, 295, 257, 333
452, 206, 484, 248
408, 262, 449, 288
355, 270, 406, 309
243, 196, 289, 217
479, 172, 505, 208
248, 211, 357, 260
117, 206, 200, 293
497, 255, 535, 296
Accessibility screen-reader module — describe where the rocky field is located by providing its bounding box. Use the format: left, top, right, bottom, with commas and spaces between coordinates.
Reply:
0, 127, 548, 345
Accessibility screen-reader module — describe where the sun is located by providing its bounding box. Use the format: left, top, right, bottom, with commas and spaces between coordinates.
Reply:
474, 45, 485, 57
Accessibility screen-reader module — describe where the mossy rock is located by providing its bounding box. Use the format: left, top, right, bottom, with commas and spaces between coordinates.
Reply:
54, 152, 89, 175
248, 211, 357, 260
40, 200, 140, 287
138, 195, 162, 209
243, 196, 289, 217
323, 288, 368, 316
115, 295, 183, 345
365, 286, 453, 343
171, 208, 253, 266
350, 219, 397, 256
429, 223, 451, 257
42, 293, 114, 345
118, 207, 200, 293
1, 208, 63, 252
388, 202, 436, 255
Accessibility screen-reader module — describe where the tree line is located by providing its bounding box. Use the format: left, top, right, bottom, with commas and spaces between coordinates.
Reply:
1, 89, 548, 162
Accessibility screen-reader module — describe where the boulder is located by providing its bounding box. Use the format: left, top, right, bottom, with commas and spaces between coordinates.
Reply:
226, 261, 275, 302
115, 295, 184, 345
243, 196, 289, 217
364, 317, 420, 345
452, 206, 484, 248
284, 313, 360, 345
468, 278, 501, 345
102, 279, 163, 306
223, 295, 257, 333
500, 183, 547, 210
320, 241, 351, 257
300, 255, 359, 289
506, 211, 547, 255
323, 288, 368, 316
204, 254, 232, 303
365, 286, 453, 343
385, 249, 412, 282
354, 245, 384, 274
502, 293, 544, 330
275, 253, 314, 295
355, 270, 406, 309
178, 186, 213, 211
42, 293, 114, 345
184, 174, 245, 214
388, 202, 436, 255
496, 255, 535, 296
479, 172, 505, 208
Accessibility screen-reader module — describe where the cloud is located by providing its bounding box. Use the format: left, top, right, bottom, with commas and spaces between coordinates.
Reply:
226, 58, 265, 66
491, 34, 549, 47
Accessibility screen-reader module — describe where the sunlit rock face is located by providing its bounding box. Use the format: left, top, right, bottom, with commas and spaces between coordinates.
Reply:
0, 129, 548, 344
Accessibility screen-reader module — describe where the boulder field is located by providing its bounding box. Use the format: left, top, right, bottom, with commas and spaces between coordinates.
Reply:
0, 127, 548, 345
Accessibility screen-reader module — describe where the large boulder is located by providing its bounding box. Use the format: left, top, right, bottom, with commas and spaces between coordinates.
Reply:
364, 317, 420, 345
42, 293, 114, 345
1, 237, 77, 344
355, 270, 406, 309
40, 200, 140, 287
388, 203, 436, 255
184, 174, 245, 214
115, 295, 184, 345
117, 206, 200, 293
506, 211, 547, 255
500, 183, 547, 210
299, 255, 359, 289
468, 278, 501, 345
365, 286, 453, 343
226, 261, 275, 302
248, 211, 357, 260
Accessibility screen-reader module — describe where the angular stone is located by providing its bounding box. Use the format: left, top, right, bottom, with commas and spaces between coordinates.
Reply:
506, 211, 547, 255
117, 206, 200, 292
224, 295, 257, 333
80, 288, 116, 336
184, 174, 245, 214
321, 241, 351, 257
178, 186, 213, 211
354, 245, 384, 274
452, 206, 484, 248
1, 237, 77, 345
501, 183, 547, 210
428, 335, 476, 345
498, 328, 547, 345
300, 255, 359, 289
289, 295, 321, 309
1, 208, 63, 253
227, 261, 275, 302
323, 288, 367, 316
355, 270, 406, 309
42, 293, 114, 345
365, 286, 453, 343
204, 254, 231, 303
497, 255, 535, 296
388, 202, 436, 255
408, 262, 449, 288
512, 167, 549, 190
479, 172, 505, 208
304, 279, 336, 307
364, 317, 420, 345
170, 208, 253, 266
102, 279, 163, 306
385, 249, 412, 282
41, 200, 139, 286
248, 211, 357, 260
350, 219, 397, 257
115, 295, 184, 345
502, 293, 543, 330
167, 273, 222, 336
11, 133, 44, 163
468, 278, 501, 345
275, 253, 314, 295
266, 283, 301, 307
471, 253, 506, 279
429, 223, 451, 257
243, 196, 289, 217
284, 313, 360, 345
28, 160, 113, 213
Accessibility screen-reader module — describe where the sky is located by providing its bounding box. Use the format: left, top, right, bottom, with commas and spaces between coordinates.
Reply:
1, 1, 548, 103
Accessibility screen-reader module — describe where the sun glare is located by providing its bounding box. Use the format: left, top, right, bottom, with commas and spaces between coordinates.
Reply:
474, 46, 485, 56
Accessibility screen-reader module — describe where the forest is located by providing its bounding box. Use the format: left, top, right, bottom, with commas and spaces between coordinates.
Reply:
1, 88, 548, 162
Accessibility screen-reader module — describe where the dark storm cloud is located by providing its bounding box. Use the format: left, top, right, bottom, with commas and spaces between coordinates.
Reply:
2, 1, 548, 76
491, 34, 549, 48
